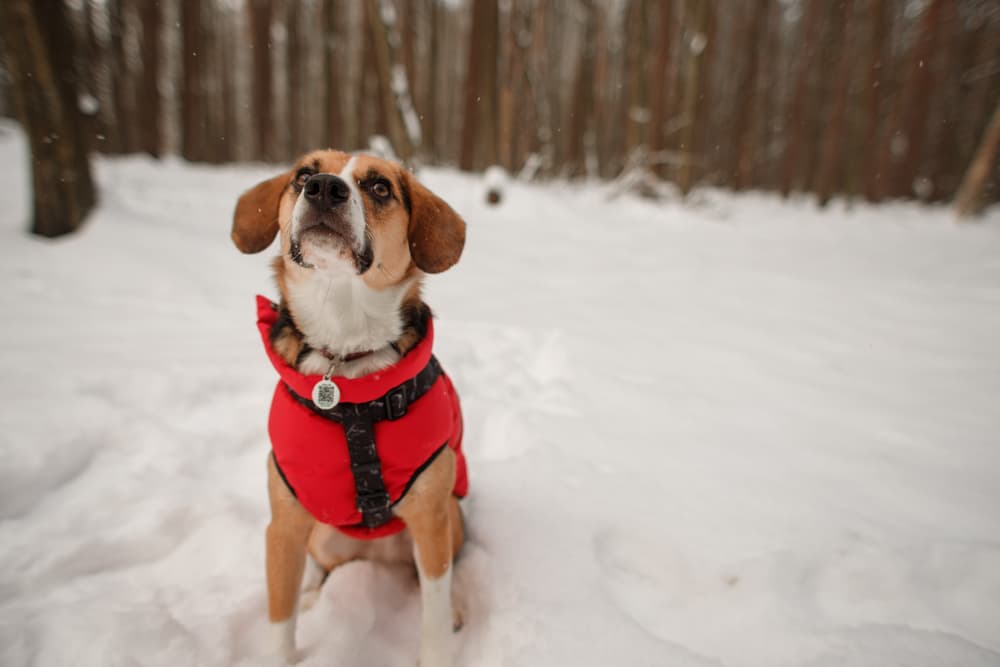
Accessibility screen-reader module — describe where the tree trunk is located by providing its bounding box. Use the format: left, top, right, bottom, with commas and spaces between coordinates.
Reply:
923, 0, 963, 201
460, 0, 500, 171
732, 0, 768, 189
622, 0, 651, 162
286, 0, 304, 156
180, 0, 203, 161
497, 0, 516, 171
524, 0, 552, 175
779, 0, 823, 196
815, 0, 856, 206
647, 1, 674, 179
218, 2, 237, 162
322, 0, 346, 150
137, 0, 162, 157
248, 0, 274, 161
366, 0, 422, 161
0, 0, 97, 237
875, 0, 946, 199
566, 1, 599, 178
426, 0, 442, 160
955, 100, 1000, 219
862, 0, 889, 201
677, 0, 713, 194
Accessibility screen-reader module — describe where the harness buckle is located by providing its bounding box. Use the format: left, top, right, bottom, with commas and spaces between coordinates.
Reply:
384, 386, 408, 420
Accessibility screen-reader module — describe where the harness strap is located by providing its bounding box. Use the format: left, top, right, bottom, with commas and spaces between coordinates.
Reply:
282, 356, 444, 529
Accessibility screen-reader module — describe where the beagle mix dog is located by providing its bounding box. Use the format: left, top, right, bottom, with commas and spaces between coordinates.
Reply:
231, 150, 467, 666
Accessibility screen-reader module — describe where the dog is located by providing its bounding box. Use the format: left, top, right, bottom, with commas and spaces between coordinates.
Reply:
231, 150, 468, 666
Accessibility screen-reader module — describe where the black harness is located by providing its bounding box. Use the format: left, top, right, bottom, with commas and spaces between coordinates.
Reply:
274, 356, 444, 529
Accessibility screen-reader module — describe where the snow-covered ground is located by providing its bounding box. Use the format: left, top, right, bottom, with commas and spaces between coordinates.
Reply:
1, 120, 999, 667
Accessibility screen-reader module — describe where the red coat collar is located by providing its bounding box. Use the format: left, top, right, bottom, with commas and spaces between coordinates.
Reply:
255, 295, 435, 403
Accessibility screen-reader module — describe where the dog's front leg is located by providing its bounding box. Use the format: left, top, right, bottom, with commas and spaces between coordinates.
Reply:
410, 510, 456, 667
265, 454, 315, 662
396, 450, 459, 667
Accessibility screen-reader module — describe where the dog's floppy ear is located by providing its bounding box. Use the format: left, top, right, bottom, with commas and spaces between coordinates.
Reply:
401, 170, 466, 274
231, 171, 291, 254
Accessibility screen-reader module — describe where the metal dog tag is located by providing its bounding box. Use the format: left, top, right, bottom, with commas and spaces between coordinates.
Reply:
312, 378, 341, 410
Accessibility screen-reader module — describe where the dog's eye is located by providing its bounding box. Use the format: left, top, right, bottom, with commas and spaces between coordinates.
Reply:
293, 168, 315, 191
371, 181, 391, 199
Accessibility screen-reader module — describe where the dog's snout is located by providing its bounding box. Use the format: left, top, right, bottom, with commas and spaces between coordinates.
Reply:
303, 174, 350, 210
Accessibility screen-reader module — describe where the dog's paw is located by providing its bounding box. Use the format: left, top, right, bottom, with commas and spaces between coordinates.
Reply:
261, 620, 299, 665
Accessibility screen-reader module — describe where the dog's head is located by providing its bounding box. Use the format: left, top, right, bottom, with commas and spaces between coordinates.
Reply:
231, 151, 465, 286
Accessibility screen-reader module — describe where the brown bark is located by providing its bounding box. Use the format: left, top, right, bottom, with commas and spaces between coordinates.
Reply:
104, 0, 131, 154
524, 0, 552, 174
815, 0, 856, 206
862, 0, 889, 201
622, 0, 651, 160
677, 0, 713, 194
248, 0, 274, 161
955, 100, 1000, 219
322, 0, 346, 150
592, 6, 616, 178
875, 0, 946, 199
366, 0, 421, 160
780, 0, 823, 196
924, 0, 964, 201
566, 1, 599, 178
497, 0, 516, 171
460, 0, 500, 171
732, 0, 768, 189
218, 1, 237, 162
180, 0, 203, 161
0, 0, 97, 237
137, 0, 162, 157
287, 0, 305, 156
647, 1, 674, 178
426, 0, 443, 159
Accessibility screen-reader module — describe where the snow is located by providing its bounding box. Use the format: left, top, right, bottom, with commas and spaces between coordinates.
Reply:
77, 93, 100, 116
1, 120, 1000, 666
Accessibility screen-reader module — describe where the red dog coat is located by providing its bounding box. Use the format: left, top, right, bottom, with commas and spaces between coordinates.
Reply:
256, 295, 468, 539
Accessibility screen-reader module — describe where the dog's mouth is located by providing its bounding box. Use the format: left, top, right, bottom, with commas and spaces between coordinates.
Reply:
291, 217, 372, 274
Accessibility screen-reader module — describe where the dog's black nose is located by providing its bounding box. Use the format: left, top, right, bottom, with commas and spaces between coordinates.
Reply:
303, 174, 350, 210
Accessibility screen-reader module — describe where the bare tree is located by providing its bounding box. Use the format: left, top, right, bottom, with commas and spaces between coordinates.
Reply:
862, 0, 889, 201
461, 0, 500, 171
137, 0, 162, 157
566, 0, 599, 178
366, 0, 422, 160
321, 0, 347, 150
677, 0, 714, 194
107, 0, 133, 154
248, 0, 275, 161
0, 0, 96, 237
815, 0, 856, 206
647, 1, 675, 179
955, 99, 1000, 219
875, 0, 946, 199
732, 0, 768, 189
622, 0, 652, 162
780, 0, 823, 196
286, 0, 305, 156
180, 0, 204, 161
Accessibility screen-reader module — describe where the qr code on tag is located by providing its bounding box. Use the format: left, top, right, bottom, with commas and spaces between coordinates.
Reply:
313, 380, 340, 408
